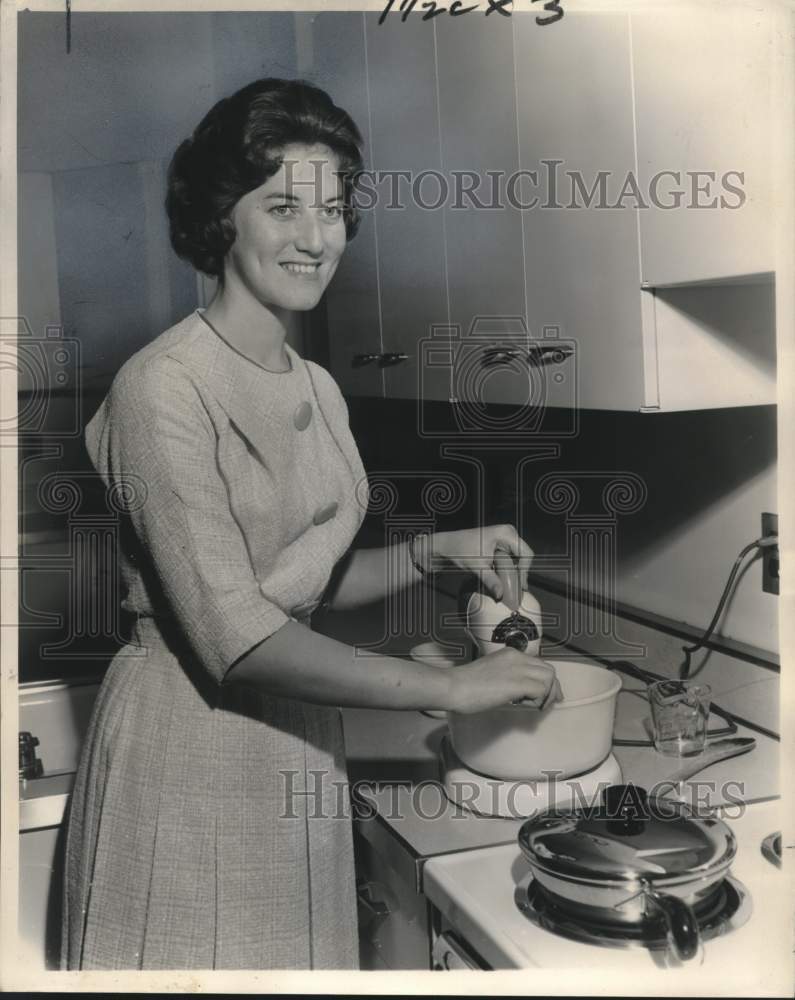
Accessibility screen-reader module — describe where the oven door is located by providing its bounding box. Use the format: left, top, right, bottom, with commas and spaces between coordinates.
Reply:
431, 928, 489, 971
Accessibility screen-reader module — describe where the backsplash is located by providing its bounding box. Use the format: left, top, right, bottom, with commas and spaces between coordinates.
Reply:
346, 398, 779, 659
532, 584, 779, 738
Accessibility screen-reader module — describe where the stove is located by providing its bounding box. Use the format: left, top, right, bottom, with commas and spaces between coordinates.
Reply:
514, 873, 751, 953
423, 797, 789, 989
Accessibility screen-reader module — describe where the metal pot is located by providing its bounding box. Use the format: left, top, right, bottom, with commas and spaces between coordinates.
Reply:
518, 784, 737, 962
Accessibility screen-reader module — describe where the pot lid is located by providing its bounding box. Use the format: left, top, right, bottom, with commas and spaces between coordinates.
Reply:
518, 784, 736, 886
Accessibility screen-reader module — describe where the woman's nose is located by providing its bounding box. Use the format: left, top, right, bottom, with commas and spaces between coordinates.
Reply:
293, 214, 325, 256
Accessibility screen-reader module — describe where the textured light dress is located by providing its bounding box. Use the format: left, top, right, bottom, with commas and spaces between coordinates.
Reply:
61, 309, 369, 970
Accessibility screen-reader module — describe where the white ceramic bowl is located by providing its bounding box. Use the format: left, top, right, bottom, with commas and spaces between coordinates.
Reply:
447, 659, 622, 780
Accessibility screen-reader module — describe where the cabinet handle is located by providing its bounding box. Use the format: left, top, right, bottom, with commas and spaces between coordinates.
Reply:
527, 343, 575, 366
482, 345, 575, 368
356, 880, 393, 923
353, 353, 382, 366
380, 352, 409, 366
352, 353, 410, 367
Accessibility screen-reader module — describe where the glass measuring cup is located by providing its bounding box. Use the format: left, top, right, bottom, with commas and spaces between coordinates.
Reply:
649, 680, 712, 757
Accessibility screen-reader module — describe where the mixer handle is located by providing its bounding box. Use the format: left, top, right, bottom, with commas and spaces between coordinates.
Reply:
494, 548, 523, 611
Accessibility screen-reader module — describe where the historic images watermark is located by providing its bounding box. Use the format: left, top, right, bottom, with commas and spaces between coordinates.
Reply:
278, 768, 748, 822
351, 164, 746, 213
281, 158, 748, 214
1, 316, 82, 442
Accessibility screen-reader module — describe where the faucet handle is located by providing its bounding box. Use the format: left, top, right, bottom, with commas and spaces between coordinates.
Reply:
19, 731, 44, 780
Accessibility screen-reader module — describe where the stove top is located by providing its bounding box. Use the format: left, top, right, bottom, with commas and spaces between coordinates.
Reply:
422, 797, 788, 986
514, 873, 751, 953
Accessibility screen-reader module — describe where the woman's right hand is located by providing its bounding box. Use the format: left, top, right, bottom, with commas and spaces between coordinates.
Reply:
446, 648, 562, 714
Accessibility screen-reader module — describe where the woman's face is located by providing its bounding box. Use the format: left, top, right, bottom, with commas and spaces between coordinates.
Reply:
224, 143, 348, 312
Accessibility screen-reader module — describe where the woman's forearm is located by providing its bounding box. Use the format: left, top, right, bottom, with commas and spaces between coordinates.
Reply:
324, 541, 422, 611
225, 619, 452, 710
226, 620, 562, 713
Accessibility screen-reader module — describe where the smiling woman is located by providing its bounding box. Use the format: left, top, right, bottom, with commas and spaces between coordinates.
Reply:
211, 146, 349, 361
60, 77, 557, 972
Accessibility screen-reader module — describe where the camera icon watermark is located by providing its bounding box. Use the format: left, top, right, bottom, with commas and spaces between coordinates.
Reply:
0, 317, 82, 440
417, 316, 578, 442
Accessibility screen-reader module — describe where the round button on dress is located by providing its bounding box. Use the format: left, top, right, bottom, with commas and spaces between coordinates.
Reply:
312, 501, 338, 526
293, 401, 313, 430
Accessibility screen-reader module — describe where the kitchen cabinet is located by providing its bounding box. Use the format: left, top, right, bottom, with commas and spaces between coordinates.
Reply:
311, 7, 779, 410
631, 5, 775, 287
354, 828, 432, 970
363, 14, 450, 403
513, 8, 776, 412
514, 10, 645, 412
321, 13, 536, 407
433, 16, 530, 408
300, 12, 384, 399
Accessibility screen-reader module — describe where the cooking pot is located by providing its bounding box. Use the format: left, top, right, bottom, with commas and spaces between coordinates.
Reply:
447, 659, 622, 780
518, 784, 737, 962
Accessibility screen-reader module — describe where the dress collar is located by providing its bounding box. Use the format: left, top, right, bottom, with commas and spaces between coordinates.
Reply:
194, 308, 297, 375
167, 311, 309, 463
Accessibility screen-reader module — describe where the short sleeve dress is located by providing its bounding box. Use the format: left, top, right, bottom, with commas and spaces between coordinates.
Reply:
61, 310, 369, 970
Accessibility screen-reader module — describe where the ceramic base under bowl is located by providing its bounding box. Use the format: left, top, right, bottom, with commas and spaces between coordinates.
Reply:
440, 735, 622, 819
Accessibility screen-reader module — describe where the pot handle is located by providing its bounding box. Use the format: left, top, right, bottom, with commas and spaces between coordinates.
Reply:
645, 889, 700, 962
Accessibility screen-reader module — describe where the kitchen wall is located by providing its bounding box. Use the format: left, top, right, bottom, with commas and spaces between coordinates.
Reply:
17, 10, 780, 684
17, 12, 308, 680
18, 11, 308, 378
344, 397, 778, 659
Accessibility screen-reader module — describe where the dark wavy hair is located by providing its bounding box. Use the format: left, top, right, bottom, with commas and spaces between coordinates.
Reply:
166, 78, 365, 279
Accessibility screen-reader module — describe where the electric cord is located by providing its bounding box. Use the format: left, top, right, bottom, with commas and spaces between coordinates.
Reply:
679, 535, 778, 680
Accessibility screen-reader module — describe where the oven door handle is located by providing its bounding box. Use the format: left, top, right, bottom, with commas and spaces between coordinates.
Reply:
432, 931, 484, 970
356, 879, 394, 930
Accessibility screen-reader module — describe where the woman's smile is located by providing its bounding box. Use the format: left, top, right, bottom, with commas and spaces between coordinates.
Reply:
223, 143, 348, 312
280, 261, 323, 277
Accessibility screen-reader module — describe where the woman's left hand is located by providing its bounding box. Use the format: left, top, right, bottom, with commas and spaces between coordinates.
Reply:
416, 524, 534, 602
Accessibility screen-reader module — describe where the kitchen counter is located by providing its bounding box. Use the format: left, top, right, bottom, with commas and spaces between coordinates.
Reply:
342, 661, 780, 887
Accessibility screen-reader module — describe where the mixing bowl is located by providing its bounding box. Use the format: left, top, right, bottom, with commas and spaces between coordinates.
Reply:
447, 659, 622, 780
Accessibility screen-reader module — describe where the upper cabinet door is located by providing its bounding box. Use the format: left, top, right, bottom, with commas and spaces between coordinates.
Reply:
631, 5, 775, 287
434, 16, 531, 407
363, 13, 449, 403
303, 12, 384, 398
514, 10, 645, 412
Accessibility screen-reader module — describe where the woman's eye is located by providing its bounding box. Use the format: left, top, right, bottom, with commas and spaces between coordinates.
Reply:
323, 205, 344, 220
270, 204, 295, 218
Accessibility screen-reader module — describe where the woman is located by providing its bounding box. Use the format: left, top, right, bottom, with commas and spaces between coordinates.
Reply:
62, 78, 558, 971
